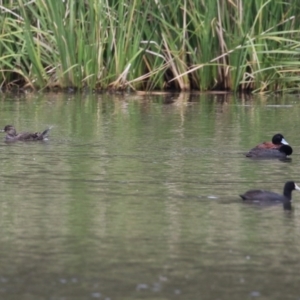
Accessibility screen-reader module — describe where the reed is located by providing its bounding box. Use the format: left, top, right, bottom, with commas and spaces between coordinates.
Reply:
0, 0, 300, 92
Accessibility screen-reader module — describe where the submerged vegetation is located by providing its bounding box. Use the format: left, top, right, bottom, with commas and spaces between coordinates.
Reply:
1, 0, 300, 92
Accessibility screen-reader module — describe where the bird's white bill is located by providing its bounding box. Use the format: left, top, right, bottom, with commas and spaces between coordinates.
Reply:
295, 184, 300, 191
281, 138, 289, 145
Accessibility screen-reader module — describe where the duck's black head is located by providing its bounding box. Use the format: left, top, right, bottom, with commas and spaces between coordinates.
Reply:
272, 133, 288, 145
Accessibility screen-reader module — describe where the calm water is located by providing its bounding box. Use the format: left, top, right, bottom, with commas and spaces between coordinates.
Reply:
0, 93, 300, 300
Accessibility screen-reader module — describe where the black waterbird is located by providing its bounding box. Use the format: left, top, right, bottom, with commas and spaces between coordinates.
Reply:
240, 181, 300, 210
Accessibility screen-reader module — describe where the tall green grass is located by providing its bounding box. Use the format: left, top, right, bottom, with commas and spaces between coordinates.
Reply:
0, 0, 300, 92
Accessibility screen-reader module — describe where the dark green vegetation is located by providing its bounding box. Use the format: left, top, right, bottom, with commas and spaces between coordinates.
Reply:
1, 0, 300, 92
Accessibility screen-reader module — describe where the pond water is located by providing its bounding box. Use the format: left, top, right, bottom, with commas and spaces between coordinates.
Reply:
0, 92, 300, 300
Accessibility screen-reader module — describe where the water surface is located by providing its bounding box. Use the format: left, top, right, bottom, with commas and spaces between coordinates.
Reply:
0, 93, 300, 300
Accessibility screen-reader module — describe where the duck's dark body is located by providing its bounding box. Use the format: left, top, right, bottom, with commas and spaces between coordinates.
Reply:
245, 145, 293, 158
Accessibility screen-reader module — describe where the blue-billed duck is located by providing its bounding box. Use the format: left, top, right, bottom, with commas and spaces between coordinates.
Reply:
245, 134, 292, 158
1, 125, 51, 141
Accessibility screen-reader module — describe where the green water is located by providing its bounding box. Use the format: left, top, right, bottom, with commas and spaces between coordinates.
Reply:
0, 93, 300, 300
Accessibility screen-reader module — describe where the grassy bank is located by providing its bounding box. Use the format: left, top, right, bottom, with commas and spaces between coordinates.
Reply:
1, 0, 300, 92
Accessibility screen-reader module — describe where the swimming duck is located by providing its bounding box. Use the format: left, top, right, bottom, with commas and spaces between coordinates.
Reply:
245, 134, 292, 158
1, 125, 51, 141
240, 181, 300, 210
